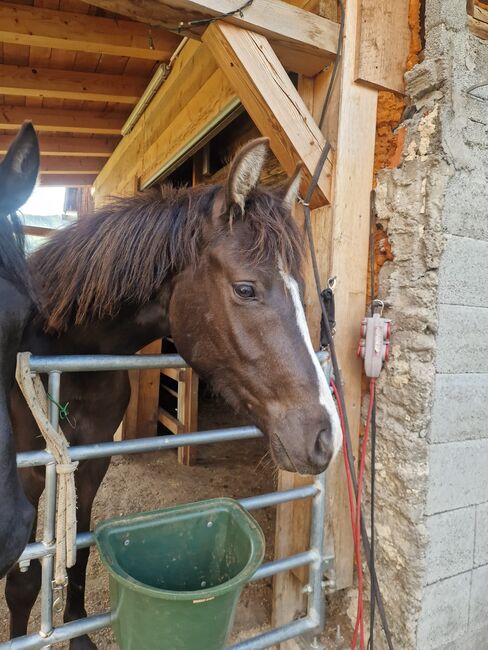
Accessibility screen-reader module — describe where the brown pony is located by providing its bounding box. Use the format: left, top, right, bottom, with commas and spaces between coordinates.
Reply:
7, 138, 340, 649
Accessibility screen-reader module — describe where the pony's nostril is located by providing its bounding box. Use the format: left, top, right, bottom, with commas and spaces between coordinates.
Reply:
313, 428, 333, 467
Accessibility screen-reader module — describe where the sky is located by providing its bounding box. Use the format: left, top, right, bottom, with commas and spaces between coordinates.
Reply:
20, 186, 66, 217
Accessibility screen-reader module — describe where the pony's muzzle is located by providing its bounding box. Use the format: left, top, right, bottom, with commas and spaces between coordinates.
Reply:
268, 406, 338, 475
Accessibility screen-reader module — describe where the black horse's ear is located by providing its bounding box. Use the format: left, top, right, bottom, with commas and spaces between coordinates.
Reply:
226, 137, 269, 214
0, 122, 40, 214
282, 163, 302, 208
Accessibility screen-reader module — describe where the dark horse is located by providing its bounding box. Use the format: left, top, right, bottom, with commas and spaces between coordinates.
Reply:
0, 123, 39, 578
5, 137, 340, 649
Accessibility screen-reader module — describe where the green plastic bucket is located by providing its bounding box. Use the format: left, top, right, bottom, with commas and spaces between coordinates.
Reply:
95, 498, 265, 650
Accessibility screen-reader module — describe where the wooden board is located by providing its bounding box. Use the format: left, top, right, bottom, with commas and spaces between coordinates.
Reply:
0, 63, 146, 104
0, 3, 181, 60
23, 224, 54, 237
355, 0, 410, 94
202, 22, 332, 208
81, 0, 340, 76
177, 368, 199, 465
0, 105, 128, 134
135, 339, 163, 437
327, 3, 378, 593
39, 156, 105, 174
94, 41, 238, 199
39, 174, 96, 186
0, 134, 117, 157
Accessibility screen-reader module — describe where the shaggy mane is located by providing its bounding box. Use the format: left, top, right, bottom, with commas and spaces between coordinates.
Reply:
31, 183, 304, 333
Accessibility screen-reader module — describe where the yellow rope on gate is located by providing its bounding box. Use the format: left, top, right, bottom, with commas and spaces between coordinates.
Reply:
16, 352, 78, 592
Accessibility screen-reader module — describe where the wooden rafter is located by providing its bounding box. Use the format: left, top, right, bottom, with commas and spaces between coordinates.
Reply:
39, 174, 96, 187
40, 157, 105, 174
0, 3, 181, 61
202, 22, 332, 207
81, 0, 340, 75
0, 134, 117, 157
23, 225, 55, 237
0, 106, 128, 134
0, 64, 146, 104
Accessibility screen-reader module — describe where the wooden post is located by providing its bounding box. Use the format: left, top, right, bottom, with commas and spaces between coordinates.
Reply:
133, 339, 163, 438
272, 0, 378, 645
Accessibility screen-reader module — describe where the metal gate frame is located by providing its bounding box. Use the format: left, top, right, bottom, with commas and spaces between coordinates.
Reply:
1, 352, 332, 650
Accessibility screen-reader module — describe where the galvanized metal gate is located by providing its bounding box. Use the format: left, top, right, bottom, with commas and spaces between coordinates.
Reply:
1, 352, 331, 650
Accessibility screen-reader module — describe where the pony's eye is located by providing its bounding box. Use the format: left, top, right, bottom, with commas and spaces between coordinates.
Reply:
233, 283, 256, 300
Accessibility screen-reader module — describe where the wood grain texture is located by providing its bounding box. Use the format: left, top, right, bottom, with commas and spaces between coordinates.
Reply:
95, 41, 238, 198
0, 3, 181, 60
135, 340, 163, 438
0, 134, 117, 156
80, 0, 340, 75
0, 105, 128, 134
23, 224, 54, 237
202, 22, 332, 208
39, 156, 105, 174
327, 0, 378, 591
355, 0, 410, 94
0, 63, 146, 103
38, 174, 96, 186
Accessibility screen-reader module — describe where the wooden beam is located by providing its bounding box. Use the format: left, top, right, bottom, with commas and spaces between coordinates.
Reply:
81, 0, 340, 76
355, 0, 410, 94
23, 224, 55, 237
0, 3, 181, 61
0, 64, 146, 104
202, 22, 332, 207
39, 174, 96, 187
0, 105, 128, 134
273, 1, 379, 641
0, 134, 117, 157
326, 2, 378, 592
136, 340, 163, 437
40, 157, 105, 174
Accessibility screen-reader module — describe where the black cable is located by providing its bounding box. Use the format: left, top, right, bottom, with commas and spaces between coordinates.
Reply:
168, 0, 254, 33
300, 3, 395, 648
318, 0, 345, 131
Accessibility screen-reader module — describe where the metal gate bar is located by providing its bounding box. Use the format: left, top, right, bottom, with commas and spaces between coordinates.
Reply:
1, 354, 329, 650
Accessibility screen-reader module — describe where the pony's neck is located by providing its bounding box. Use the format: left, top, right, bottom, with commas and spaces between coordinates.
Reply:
25, 285, 173, 356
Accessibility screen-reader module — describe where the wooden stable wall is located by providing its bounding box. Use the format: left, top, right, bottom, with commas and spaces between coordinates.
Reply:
91, 1, 410, 645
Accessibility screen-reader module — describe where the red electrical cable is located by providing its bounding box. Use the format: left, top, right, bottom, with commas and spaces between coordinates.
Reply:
331, 377, 376, 650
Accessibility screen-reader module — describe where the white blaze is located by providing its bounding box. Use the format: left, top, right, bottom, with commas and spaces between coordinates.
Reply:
280, 268, 342, 459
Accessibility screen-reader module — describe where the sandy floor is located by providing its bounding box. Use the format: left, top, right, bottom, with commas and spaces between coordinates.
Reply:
0, 395, 276, 648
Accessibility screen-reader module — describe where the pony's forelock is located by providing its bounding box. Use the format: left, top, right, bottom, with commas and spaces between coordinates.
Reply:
31, 183, 304, 333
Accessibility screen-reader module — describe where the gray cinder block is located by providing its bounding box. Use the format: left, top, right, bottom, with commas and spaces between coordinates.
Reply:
416, 572, 470, 649
430, 374, 488, 443
425, 508, 476, 584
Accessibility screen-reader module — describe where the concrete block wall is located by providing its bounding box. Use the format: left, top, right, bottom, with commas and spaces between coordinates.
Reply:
372, 1, 487, 649
415, 0, 488, 647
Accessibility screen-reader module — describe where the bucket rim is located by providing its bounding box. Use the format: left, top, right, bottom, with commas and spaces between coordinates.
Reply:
94, 497, 265, 601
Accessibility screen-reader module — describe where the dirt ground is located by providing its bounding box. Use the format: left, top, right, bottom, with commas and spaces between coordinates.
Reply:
0, 394, 277, 647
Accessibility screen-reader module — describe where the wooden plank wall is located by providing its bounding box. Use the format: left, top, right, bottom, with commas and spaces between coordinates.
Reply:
93, 39, 237, 199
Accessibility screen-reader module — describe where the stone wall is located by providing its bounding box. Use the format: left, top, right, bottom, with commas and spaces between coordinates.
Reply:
369, 1, 487, 649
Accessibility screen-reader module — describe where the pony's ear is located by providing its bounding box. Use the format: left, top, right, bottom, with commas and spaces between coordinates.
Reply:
226, 137, 269, 214
282, 163, 302, 208
0, 122, 40, 213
